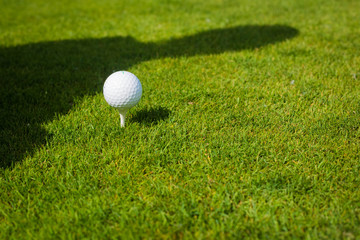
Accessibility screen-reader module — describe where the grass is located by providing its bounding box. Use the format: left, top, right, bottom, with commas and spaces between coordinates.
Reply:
0, 0, 359, 239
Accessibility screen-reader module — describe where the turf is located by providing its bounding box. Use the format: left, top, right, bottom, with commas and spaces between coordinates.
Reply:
1, 0, 360, 239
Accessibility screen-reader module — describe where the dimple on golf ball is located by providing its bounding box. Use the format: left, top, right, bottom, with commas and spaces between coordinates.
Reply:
103, 71, 142, 111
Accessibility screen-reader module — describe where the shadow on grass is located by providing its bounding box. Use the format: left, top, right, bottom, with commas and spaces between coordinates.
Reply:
130, 107, 171, 126
0, 24, 299, 168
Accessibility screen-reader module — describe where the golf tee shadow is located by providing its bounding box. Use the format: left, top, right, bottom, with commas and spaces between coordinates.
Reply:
0, 24, 299, 168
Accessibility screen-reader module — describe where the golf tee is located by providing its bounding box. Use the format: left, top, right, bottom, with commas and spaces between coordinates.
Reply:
118, 110, 127, 128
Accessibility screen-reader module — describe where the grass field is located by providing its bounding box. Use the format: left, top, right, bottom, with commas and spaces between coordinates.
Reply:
1, 0, 360, 239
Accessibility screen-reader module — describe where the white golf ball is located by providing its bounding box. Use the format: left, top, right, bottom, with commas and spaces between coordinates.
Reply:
103, 71, 142, 111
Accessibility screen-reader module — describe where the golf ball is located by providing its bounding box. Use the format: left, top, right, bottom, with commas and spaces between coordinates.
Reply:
103, 71, 142, 111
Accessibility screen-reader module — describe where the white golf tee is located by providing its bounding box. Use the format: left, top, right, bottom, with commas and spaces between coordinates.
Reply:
118, 109, 127, 128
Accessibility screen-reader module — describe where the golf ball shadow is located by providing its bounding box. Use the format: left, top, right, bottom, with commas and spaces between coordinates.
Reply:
130, 106, 171, 126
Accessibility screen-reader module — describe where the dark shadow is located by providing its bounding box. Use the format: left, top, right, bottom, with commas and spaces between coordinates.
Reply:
130, 106, 171, 126
0, 24, 299, 168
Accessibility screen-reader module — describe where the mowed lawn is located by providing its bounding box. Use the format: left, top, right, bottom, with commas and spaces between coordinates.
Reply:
1, 0, 360, 239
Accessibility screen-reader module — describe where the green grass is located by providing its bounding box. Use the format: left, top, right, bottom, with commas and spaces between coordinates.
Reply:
1, 0, 360, 239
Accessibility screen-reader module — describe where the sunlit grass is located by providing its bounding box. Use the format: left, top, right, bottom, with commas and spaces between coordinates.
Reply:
1, 0, 360, 239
